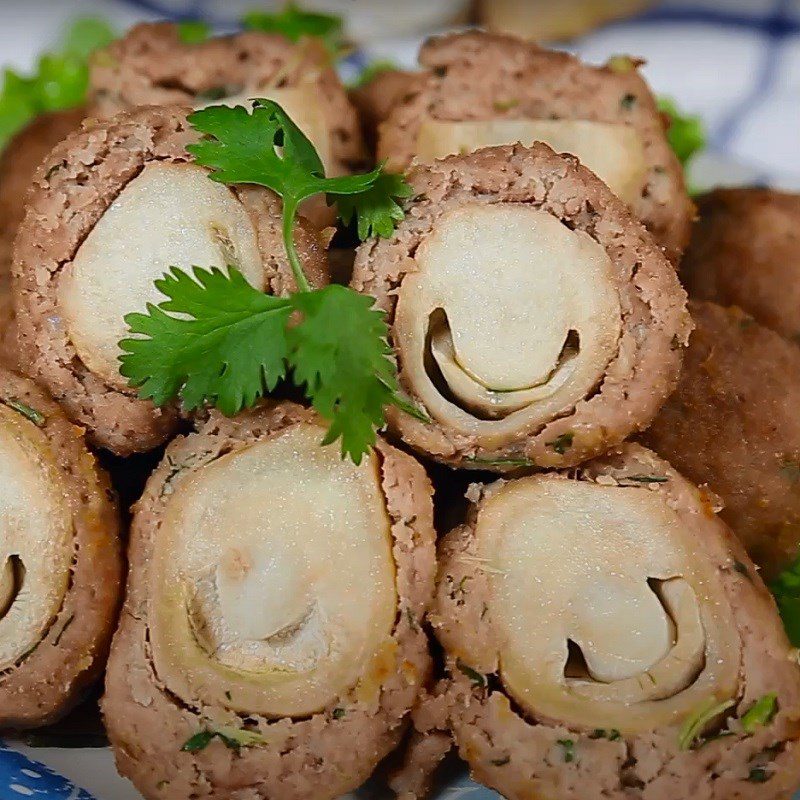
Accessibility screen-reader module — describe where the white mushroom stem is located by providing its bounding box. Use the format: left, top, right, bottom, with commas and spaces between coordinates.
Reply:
151, 423, 397, 718
394, 203, 621, 447
415, 119, 648, 205
474, 475, 739, 733
58, 162, 266, 390
0, 404, 72, 669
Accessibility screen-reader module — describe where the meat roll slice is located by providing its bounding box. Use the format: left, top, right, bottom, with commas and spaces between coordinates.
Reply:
0, 108, 86, 366
89, 22, 364, 176
375, 31, 692, 261
0, 367, 122, 728
643, 301, 800, 581
682, 188, 800, 342
421, 444, 800, 800
353, 143, 690, 470
102, 402, 436, 800
13, 105, 330, 455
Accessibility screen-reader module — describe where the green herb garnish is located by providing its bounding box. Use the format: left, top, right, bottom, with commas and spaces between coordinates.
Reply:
455, 658, 486, 688
120, 100, 415, 464
338, 173, 413, 240
0, 16, 115, 150
465, 456, 537, 468
589, 728, 621, 741
181, 726, 266, 753
658, 97, 706, 166
678, 698, 735, 750
332, 707, 346, 720
177, 20, 211, 44
741, 694, 778, 734
622, 474, 668, 484
748, 767, 770, 783
242, 3, 343, 56
772, 554, 800, 647
557, 739, 576, 763
547, 432, 574, 455
5, 399, 45, 427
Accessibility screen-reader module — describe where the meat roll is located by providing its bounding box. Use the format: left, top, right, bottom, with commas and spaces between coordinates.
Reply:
420, 444, 800, 800
12, 105, 330, 455
375, 31, 692, 261
643, 301, 800, 581
0, 108, 86, 366
102, 402, 436, 800
352, 143, 690, 470
682, 188, 800, 342
89, 22, 365, 176
0, 366, 122, 728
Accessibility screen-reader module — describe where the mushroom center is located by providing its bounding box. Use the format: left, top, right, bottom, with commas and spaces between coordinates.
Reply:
0, 405, 72, 670
475, 476, 739, 732
415, 118, 647, 205
58, 162, 266, 390
394, 203, 621, 443
151, 423, 397, 717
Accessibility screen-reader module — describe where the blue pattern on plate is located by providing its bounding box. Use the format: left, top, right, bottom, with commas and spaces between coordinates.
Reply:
0, 743, 95, 799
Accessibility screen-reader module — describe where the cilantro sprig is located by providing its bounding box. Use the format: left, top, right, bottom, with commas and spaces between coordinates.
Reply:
242, 3, 344, 56
121, 99, 419, 464
0, 17, 115, 150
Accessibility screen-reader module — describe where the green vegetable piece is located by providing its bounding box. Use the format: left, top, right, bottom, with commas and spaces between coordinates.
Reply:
465, 456, 537, 468
181, 730, 216, 753
547, 432, 574, 455
456, 658, 486, 688
242, 3, 343, 55
181, 726, 266, 753
350, 59, 400, 89
177, 20, 211, 45
740, 694, 778, 734
748, 767, 770, 783
678, 697, 735, 750
61, 16, 115, 59
623, 474, 668, 484
332, 707, 346, 720
337, 172, 413, 240
557, 739, 576, 763
772, 554, 800, 647
5, 399, 45, 427
658, 96, 706, 166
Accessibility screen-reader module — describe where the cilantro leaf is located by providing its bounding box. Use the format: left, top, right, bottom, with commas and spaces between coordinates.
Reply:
188, 99, 381, 290
337, 172, 413, 240
658, 96, 706, 166
177, 20, 211, 45
242, 3, 343, 55
288, 285, 397, 463
119, 267, 292, 416
0, 17, 114, 150
772, 555, 800, 646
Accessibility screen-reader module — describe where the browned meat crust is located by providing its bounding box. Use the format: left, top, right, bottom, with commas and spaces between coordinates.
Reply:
89, 22, 365, 170
0, 108, 86, 366
102, 402, 437, 800
352, 142, 690, 470
12, 105, 330, 456
0, 367, 122, 728
376, 31, 693, 262
416, 444, 800, 800
643, 301, 800, 581
682, 188, 800, 341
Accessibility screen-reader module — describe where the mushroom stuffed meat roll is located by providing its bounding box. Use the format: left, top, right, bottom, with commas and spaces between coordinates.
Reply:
682, 188, 800, 342
643, 301, 800, 581
13, 105, 330, 455
375, 31, 692, 261
418, 444, 800, 800
102, 402, 436, 800
0, 366, 122, 728
89, 22, 364, 176
0, 108, 86, 366
353, 143, 690, 470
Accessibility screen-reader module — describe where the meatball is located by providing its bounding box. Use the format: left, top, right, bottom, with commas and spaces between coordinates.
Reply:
682, 188, 800, 342
643, 301, 800, 580
352, 142, 690, 470
102, 402, 437, 800
12, 105, 330, 455
0, 367, 122, 728
375, 31, 692, 262
413, 444, 800, 800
